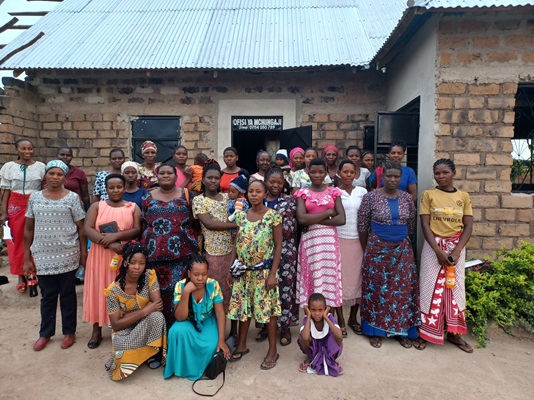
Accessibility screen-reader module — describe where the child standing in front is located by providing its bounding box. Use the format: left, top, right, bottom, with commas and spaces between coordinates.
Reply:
298, 293, 343, 376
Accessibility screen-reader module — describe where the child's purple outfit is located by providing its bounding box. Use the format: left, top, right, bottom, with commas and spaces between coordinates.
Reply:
298, 314, 343, 376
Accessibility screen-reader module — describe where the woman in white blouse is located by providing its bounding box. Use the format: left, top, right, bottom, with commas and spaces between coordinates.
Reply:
335, 159, 367, 336
0, 139, 45, 293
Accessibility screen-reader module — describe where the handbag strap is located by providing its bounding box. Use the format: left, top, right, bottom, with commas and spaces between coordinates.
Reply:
192, 370, 225, 397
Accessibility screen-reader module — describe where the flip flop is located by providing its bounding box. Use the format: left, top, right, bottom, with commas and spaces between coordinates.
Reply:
369, 336, 382, 348
349, 322, 363, 335
298, 360, 311, 373
446, 336, 474, 353
397, 337, 413, 349
341, 327, 348, 338
148, 356, 162, 369
16, 283, 27, 293
260, 354, 279, 370
255, 330, 268, 342
413, 337, 427, 351
229, 348, 250, 362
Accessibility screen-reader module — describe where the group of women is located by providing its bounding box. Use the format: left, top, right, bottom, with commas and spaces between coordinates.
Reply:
1, 137, 474, 382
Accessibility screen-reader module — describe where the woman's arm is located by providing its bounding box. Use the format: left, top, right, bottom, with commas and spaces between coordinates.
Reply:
320, 196, 346, 226
80, 182, 91, 211
450, 215, 473, 264
295, 197, 334, 226
83, 202, 104, 243
173, 282, 196, 321
23, 217, 36, 275
196, 213, 237, 231
99, 205, 142, 247
420, 214, 449, 267
407, 183, 418, 202
75, 219, 88, 267
0, 188, 10, 225
109, 297, 163, 332
214, 302, 230, 359
179, 166, 193, 188
266, 223, 282, 290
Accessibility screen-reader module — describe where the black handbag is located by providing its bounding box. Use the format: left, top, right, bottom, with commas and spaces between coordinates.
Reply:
192, 350, 227, 397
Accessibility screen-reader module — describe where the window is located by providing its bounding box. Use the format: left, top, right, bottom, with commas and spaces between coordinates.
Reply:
512, 85, 534, 193
131, 116, 181, 164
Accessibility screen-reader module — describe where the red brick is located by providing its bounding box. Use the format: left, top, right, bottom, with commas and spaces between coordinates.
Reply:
523, 52, 534, 63
456, 52, 483, 64
471, 36, 499, 48
436, 83, 466, 95
459, 19, 488, 33
487, 52, 518, 63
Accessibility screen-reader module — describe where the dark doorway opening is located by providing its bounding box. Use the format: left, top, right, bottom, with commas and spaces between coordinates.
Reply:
232, 130, 280, 174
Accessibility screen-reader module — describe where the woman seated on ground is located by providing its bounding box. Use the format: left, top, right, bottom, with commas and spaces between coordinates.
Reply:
164, 255, 230, 381
104, 241, 167, 381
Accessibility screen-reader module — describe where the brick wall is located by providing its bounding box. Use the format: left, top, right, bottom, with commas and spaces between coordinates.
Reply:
435, 10, 534, 258
3, 68, 383, 186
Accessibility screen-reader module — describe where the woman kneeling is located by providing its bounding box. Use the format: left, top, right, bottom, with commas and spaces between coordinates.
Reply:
164, 255, 230, 380
104, 241, 167, 380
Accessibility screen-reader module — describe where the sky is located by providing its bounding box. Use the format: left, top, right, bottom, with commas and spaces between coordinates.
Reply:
0, 0, 56, 84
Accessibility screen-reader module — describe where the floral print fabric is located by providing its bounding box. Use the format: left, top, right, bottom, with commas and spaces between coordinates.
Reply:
192, 193, 233, 256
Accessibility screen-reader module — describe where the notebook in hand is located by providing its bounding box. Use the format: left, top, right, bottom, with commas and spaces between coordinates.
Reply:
99, 221, 119, 234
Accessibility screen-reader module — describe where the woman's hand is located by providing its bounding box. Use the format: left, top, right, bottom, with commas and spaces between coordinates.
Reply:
266, 272, 278, 290
449, 249, 461, 265
434, 248, 452, 266
217, 339, 231, 360
184, 166, 193, 178
108, 242, 122, 254
24, 259, 36, 275
99, 233, 119, 247
145, 299, 163, 315
183, 281, 198, 294
226, 274, 234, 288
323, 306, 331, 320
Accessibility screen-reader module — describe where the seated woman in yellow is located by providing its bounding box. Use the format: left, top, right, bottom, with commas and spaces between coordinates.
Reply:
104, 241, 167, 380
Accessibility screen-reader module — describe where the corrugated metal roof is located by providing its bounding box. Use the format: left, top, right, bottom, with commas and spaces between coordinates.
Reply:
0, 0, 407, 70
413, 0, 534, 8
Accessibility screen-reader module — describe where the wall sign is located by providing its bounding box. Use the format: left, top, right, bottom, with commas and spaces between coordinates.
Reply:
232, 116, 283, 131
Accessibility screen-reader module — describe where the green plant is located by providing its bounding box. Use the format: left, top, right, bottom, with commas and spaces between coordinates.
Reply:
465, 241, 534, 347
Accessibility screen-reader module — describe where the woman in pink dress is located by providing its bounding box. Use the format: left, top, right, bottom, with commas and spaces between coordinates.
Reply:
83, 174, 141, 349
295, 158, 345, 309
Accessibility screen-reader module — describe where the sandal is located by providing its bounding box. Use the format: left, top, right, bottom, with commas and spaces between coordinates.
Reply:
413, 337, 427, 351
369, 336, 382, 348
280, 331, 292, 346
298, 360, 311, 373
446, 335, 474, 353
397, 337, 413, 349
348, 321, 362, 335
255, 329, 268, 342
341, 327, 348, 338
229, 348, 249, 362
260, 354, 279, 370
16, 283, 27, 293
148, 355, 162, 369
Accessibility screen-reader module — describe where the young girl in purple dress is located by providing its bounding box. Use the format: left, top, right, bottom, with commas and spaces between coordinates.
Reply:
298, 293, 343, 376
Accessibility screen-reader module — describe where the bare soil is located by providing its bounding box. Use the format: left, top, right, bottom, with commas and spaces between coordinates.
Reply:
0, 269, 532, 400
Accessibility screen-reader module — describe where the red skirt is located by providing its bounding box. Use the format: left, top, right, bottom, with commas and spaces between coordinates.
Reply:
6, 192, 31, 275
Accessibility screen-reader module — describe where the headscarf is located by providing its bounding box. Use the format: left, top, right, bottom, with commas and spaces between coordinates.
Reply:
289, 147, 305, 169
141, 140, 157, 154
121, 161, 139, 174
45, 160, 69, 175
323, 145, 339, 156
204, 158, 220, 167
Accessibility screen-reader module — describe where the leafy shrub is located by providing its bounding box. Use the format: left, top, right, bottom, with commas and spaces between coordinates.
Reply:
465, 241, 534, 347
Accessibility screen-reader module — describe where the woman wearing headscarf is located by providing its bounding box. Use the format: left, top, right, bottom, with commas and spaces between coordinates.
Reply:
121, 161, 147, 209
323, 145, 339, 181
138, 140, 161, 189
24, 160, 87, 351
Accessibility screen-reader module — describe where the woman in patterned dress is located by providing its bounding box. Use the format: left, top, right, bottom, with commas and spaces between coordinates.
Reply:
104, 241, 167, 380
0, 138, 46, 292
295, 158, 345, 309
265, 167, 299, 346
92, 148, 125, 202
141, 164, 199, 328
138, 141, 162, 190
24, 160, 87, 351
357, 162, 420, 349
192, 162, 238, 337
228, 179, 282, 370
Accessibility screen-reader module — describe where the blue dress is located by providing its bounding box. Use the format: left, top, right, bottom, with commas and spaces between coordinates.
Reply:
369, 166, 417, 191
123, 188, 147, 209
164, 278, 223, 380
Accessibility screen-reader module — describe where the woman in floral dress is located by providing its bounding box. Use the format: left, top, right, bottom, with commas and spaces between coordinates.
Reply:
141, 164, 199, 328
265, 167, 298, 346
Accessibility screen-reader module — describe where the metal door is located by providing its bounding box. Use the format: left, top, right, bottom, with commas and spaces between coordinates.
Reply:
279, 125, 313, 152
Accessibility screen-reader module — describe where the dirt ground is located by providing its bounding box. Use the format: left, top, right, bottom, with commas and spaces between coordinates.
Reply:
0, 269, 532, 400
